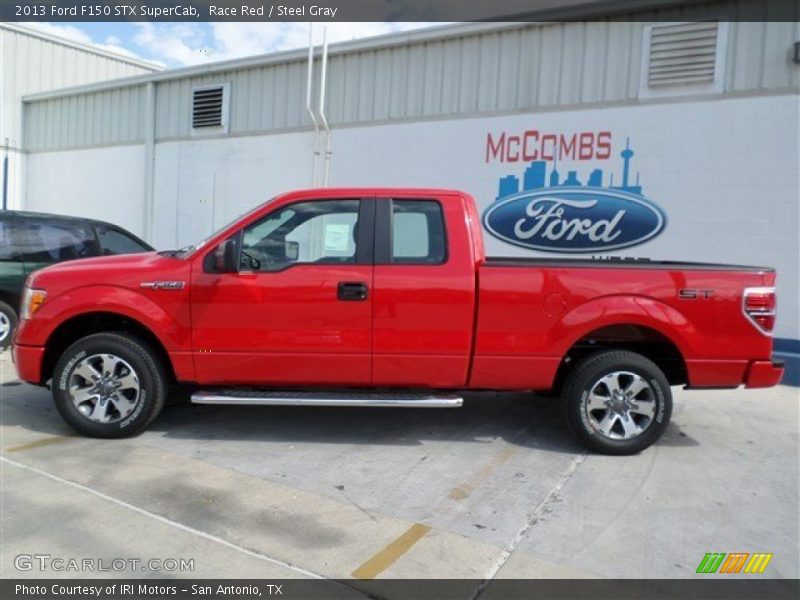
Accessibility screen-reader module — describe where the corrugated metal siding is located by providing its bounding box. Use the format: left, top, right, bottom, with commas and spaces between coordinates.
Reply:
1, 25, 156, 151
727, 20, 800, 92
25, 86, 146, 151
21, 9, 800, 152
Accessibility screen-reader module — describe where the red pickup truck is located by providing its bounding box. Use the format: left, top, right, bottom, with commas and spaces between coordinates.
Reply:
12, 188, 783, 454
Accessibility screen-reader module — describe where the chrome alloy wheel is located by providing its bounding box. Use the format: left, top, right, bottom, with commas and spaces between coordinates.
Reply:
583, 371, 657, 440
68, 354, 141, 424
0, 312, 10, 343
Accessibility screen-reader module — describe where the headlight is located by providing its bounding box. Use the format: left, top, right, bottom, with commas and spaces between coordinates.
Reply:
21, 287, 47, 320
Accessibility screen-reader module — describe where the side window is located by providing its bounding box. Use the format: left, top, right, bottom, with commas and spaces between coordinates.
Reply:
0, 218, 20, 261
241, 199, 361, 271
390, 200, 446, 264
17, 221, 95, 263
96, 225, 150, 255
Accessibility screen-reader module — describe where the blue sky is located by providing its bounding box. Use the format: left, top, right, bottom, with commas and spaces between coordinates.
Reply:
23, 22, 439, 68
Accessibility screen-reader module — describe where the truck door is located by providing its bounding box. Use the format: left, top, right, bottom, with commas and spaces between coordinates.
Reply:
372, 196, 477, 387
191, 198, 375, 386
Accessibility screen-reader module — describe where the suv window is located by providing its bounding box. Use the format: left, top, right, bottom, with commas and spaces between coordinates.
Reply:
96, 225, 150, 255
0, 218, 21, 261
241, 199, 361, 271
390, 200, 446, 264
17, 220, 96, 263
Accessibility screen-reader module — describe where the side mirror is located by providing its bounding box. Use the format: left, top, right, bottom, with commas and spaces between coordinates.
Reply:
285, 241, 299, 261
213, 237, 240, 273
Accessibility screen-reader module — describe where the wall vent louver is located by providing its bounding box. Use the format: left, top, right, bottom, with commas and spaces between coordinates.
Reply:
648, 22, 719, 87
192, 85, 225, 128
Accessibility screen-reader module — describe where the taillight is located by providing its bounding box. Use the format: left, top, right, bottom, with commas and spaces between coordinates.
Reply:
743, 287, 776, 334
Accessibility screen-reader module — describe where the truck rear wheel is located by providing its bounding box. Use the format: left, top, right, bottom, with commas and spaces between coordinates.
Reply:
52, 333, 167, 438
562, 350, 672, 455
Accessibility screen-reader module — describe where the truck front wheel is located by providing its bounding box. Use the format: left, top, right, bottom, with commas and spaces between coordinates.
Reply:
562, 350, 672, 455
52, 333, 167, 438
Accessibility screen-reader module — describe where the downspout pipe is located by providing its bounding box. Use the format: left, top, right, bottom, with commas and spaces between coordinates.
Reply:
305, 23, 320, 187
144, 81, 156, 244
2, 139, 8, 211
318, 28, 332, 187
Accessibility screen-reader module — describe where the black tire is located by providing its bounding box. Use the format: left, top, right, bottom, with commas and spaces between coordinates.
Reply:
52, 333, 167, 438
562, 350, 672, 455
0, 301, 18, 351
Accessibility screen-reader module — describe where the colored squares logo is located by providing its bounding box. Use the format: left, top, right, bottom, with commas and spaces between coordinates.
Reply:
696, 553, 773, 574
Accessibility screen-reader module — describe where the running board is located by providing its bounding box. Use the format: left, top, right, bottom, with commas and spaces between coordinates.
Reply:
191, 390, 463, 408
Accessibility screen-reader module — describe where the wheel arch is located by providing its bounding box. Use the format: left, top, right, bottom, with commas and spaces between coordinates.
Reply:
0, 291, 20, 315
552, 322, 688, 394
41, 312, 176, 385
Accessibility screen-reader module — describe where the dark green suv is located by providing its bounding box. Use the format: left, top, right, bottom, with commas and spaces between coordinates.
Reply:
0, 211, 153, 349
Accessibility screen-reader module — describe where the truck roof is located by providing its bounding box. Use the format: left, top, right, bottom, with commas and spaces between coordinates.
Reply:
276, 188, 466, 200
2, 209, 124, 227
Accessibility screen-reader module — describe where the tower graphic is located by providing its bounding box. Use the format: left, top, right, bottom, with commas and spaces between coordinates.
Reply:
495, 137, 645, 201
611, 137, 642, 195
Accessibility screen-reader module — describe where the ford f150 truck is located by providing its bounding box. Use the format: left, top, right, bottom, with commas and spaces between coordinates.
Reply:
12, 188, 784, 454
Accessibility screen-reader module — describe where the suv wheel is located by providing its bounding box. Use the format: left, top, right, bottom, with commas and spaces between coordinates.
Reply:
52, 333, 167, 438
562, 350, 672, 455
0, 301, 18, 351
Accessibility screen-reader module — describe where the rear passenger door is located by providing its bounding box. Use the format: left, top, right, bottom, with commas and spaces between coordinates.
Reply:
372, 197, 477, 388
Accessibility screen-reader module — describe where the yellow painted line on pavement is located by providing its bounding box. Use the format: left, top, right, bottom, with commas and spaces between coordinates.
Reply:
5, 435, 74, 453
449, 447, 517, 500
351, 523, 431, 580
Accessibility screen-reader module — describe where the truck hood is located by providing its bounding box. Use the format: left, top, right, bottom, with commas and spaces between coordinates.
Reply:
27, 252, 191, 291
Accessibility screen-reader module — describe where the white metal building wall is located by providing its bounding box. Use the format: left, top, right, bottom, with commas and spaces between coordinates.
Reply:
0, 23, 159, 210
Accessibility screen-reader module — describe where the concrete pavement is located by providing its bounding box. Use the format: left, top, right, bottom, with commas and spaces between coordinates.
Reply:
1, 351, 797, 588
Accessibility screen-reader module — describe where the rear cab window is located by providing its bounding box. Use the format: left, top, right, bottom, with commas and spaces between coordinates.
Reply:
378, 199, 447, 265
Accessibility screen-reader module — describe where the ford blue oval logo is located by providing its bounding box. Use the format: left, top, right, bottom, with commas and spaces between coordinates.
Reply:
483, 187, 666, 253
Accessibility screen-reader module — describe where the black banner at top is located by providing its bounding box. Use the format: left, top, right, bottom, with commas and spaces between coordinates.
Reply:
2, 0, 799, 22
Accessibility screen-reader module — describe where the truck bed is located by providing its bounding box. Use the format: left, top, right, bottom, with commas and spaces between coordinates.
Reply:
484, 257, 775, 272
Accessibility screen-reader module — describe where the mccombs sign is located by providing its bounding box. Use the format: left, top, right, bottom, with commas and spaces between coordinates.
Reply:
483, 132, 667, 253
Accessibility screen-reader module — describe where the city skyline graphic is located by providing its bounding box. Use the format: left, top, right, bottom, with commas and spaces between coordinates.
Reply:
495, 138, 644, 201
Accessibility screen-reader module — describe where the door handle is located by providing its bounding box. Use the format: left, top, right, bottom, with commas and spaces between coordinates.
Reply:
338, 281, 368, 301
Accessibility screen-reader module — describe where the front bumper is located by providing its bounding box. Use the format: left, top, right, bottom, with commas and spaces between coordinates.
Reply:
11, 344, 46, 385
744, 360, 785, 388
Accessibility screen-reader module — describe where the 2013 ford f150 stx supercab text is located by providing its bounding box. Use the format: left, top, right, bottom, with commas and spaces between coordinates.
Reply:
12, 189, 784, 454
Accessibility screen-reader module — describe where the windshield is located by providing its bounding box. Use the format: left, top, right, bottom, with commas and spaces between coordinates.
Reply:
177, 198, 277, 257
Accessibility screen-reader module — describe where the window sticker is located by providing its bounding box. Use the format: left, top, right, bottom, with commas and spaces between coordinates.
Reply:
324, 224, 350, 252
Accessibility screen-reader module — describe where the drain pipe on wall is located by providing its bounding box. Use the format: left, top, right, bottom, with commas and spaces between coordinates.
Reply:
305, 24, 320, 187
2, 138, 8, 211
144, 81, 156, 243
318, 28, 332, 187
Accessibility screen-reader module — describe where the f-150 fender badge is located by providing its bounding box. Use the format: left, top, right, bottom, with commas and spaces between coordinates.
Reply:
140, 281, 186, 290
483, 138, 666, 253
